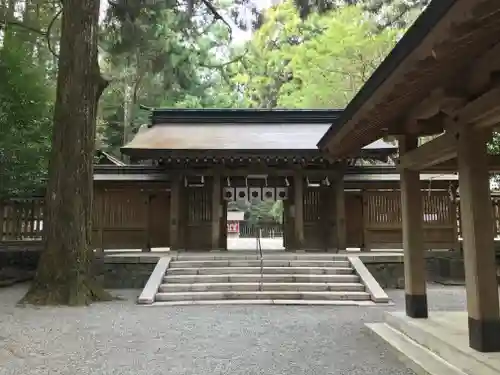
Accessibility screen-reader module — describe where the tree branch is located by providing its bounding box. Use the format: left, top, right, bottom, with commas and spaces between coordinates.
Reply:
200, 49, 248, 69
0, 7, 62, 59
199, 0, 235, 40
46, 8, 63, 59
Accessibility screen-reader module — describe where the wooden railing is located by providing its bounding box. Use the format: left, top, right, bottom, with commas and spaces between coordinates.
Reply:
0, 198, 44, 241
3, 193, 500, 250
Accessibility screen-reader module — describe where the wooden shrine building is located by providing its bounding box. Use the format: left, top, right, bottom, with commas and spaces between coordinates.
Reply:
318, 0, 500, 353
87, 108, 461, 253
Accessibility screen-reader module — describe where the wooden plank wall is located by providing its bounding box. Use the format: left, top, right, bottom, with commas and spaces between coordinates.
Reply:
3, 188, 498, 252
0, 185, 170, 250
92, 186, 170, 249
362, 190, 456, 250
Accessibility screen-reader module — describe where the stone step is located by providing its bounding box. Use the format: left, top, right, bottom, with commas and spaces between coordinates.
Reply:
164, 274, 360, 284
166, 266, 354, 276
158, 282, 366, 293
155, 290, 371, 302
169, 260, 351, 268
152, 300, 375, 306
384, 312, 498, 375
174, 254, 345, 261
365, 323, 467, 375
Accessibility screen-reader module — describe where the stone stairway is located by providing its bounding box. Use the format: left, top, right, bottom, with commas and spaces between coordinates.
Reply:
139, 254, 389, 305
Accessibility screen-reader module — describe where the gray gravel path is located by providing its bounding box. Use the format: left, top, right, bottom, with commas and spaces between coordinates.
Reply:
0, 283, 468, 375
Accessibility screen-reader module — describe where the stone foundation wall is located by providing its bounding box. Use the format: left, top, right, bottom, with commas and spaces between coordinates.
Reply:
363, 251, 465, 289
0, 246, 468, 291
364, 262, 405, 289
94, 258, 156, 289
0, 248, 158, 289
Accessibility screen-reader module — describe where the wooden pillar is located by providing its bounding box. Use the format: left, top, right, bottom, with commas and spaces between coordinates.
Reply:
143, 194, 152, 252
360, 189, 368, 252
219, 199, 228, 250
170, 175, 181, 250
457, 126, 500, 352
335, 178, 347, 251
319, 184, 331, 251
0, 201, 4, 241
211, 174, 221, 250
179, 183, 188, 250
283, 199, 294, 250
400, 135, 428, 318
294, 172, 304, 249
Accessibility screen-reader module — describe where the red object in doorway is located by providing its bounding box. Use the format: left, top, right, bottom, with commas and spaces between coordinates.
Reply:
227, 221, 240, 233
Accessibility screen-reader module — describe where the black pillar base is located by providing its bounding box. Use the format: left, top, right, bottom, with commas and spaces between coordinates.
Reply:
468, 316, 500, 352
405, 293, 428, 318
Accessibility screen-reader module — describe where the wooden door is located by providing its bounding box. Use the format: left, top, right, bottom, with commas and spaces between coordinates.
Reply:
148, 191, 170, 248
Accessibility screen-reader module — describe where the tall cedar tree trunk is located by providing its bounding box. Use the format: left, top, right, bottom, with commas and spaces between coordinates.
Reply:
22, 0, 110, 305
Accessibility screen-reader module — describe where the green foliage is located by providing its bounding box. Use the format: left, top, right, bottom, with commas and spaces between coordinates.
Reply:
0, 47, 52, 198
0, 0, 431, 197
292, 0, 429, 26
245, 200, 284, 224
228, 199, 284, 224
488, 133, 500, 155
98, 1, 245, 155
227, 2, 403, 109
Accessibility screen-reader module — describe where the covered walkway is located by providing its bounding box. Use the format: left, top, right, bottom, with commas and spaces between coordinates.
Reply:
319, 0, 500, 354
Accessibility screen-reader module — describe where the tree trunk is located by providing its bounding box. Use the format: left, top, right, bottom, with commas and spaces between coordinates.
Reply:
2, 0, 16, 49
22, 0, 110, 306
123, 81, 133, 145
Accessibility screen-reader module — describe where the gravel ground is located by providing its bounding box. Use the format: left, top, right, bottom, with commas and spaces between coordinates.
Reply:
0, 283, 468, 375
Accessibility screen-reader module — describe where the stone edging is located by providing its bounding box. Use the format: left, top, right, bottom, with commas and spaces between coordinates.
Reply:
348, 256, 390, 303
137, 257, 171, 304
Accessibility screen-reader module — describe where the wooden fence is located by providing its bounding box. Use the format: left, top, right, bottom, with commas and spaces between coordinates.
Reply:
362, 190, 458, 249
3, 192, 500, 250
239, 222, 283, 238
0, 198, 44, 241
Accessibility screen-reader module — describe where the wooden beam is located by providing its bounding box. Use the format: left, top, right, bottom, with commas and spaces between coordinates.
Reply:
467, 41, 500, 95
399, 112, 448, 136
344, 180, 455, 190
409, 88, 466, 120
456, 85, 500, 129
425, 154, 500, 172
169, 167, 341, 179
397, 131, 457, 171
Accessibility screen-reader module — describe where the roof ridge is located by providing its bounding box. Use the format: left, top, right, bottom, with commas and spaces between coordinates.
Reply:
145, 108, 344, 125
